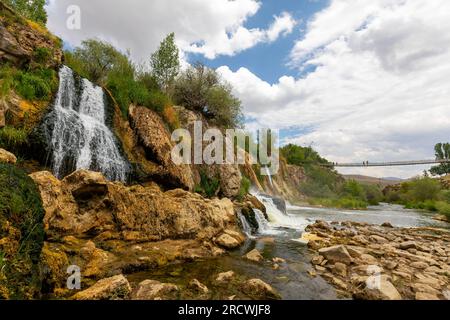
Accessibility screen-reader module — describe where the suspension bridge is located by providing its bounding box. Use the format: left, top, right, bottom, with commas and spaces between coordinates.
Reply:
321, 159, 450, 168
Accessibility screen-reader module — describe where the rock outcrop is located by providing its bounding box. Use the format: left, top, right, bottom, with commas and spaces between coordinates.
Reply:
28, 169, 244, 295
0, 148, 17, 164
0, 2, 62, 68
127, 105, 194, 190
71, 275, 131, 300
174, 105, 242, 198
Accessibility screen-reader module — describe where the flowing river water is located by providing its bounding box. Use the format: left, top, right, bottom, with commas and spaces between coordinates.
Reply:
128, 194, 449, 300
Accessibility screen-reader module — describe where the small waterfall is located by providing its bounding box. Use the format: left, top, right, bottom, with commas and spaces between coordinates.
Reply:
263, 166, 274, 188
252, 192, 309, 231
237, 210, 253, 238
254, 209, 270, 233
47, 66, 129, 181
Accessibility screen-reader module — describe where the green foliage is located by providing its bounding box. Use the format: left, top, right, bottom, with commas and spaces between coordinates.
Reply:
430, 142, 450, 176
195, 170, 220, 198
281, 144, 329, 166
342, 180, 367, 200
174, 63, 243, 128
65, 39, 172, 117
435, 201, 450, 218
384, 177, 450, 217
68, 39, 126, 85
14, 68, 58, 101
299, 165, 341, 198
0, 66, 14, 99
0, 126, 28, 154
238, 175, 251, 201
406, 177, 441, 202
362, 183, 384, 205
4, 0, 47, 24
33, 47, 52, 64
309, 197, 368, 210
0, 163, 45, 299
150, 33, 180, 93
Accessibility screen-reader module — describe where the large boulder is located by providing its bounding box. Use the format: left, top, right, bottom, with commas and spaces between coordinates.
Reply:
30, 169, 242, 242
244, 249, 264, 262
0, 149, 17, 164
71, 275, 131, 300
128, 105, 194, 190
318, 245, 353, 265
131, 280, 179, 300
241, 279, 281, 300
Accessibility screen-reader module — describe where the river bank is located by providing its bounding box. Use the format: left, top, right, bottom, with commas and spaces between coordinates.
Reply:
304, 220, 450, 300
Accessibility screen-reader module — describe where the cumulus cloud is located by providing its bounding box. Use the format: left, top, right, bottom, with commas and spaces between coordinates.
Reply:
46, 0, 296, 61
219, 0, 450, 178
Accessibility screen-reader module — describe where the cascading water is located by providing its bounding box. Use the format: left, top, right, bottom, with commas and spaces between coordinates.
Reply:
46, 66, 130, 181
237, 210, 254, 238
251, 192, 309, 232
263, 166, 274, 188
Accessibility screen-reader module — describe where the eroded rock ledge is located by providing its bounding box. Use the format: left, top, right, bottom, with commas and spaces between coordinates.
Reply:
304, 220, 450, 300
29, 169, 245, 297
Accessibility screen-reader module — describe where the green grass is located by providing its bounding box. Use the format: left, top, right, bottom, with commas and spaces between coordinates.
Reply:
194, 170, 220, 198
308, 197, 368, 210
237, 175, 251, 201
0, 126, 28, 154
14, 68, 58, 101
0, 163, 45, 299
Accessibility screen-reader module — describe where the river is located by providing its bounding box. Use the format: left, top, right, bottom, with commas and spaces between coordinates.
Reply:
128, 198, 449, 300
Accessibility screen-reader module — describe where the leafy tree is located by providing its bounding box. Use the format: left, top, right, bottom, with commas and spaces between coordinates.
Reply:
174, 63, 243, 128
280, 144, 329, 166
4, 0, 47, 24
68, 39, 126, 85
150, 33, 180, 94
430, 142, 450, 176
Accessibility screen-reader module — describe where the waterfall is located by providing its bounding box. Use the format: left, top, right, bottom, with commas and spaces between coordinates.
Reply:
251, 192, 309, 231
47, 66, 130, 181
237, 210, 253, 238
263, 166, 274, 188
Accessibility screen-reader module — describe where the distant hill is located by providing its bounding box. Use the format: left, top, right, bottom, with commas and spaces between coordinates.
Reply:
343, 174, 405, 187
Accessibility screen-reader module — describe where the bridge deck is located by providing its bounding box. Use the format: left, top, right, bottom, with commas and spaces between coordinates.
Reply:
322, 159, 450, 168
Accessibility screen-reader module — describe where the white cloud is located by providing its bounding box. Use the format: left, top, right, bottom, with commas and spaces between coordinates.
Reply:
219, 0, 450, 178
46, 0, 296, 61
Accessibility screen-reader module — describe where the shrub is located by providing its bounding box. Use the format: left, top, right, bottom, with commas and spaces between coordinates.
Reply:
162, 104, 180, 130
174, 63, 243, 128
33, 47, 51, 64
148, 90, 170, 113
0, 126, 28, 154
435, 201, 450, 218
0, 66, 15, 99
407, 177, 441, 202
342, 180, 367, 201
14, 68, 57, 101
195, 170, 220, 198
0, 163, 45, 299
361, 184, 384, 205
238, 176, 251, 201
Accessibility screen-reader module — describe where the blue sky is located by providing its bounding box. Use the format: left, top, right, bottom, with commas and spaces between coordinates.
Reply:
190, 0, 329, 83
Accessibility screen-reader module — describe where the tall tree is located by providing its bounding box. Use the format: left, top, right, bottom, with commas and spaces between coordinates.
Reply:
430, 142, 450, 176
5, 0, 47, 24
150, 33, 180, 94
